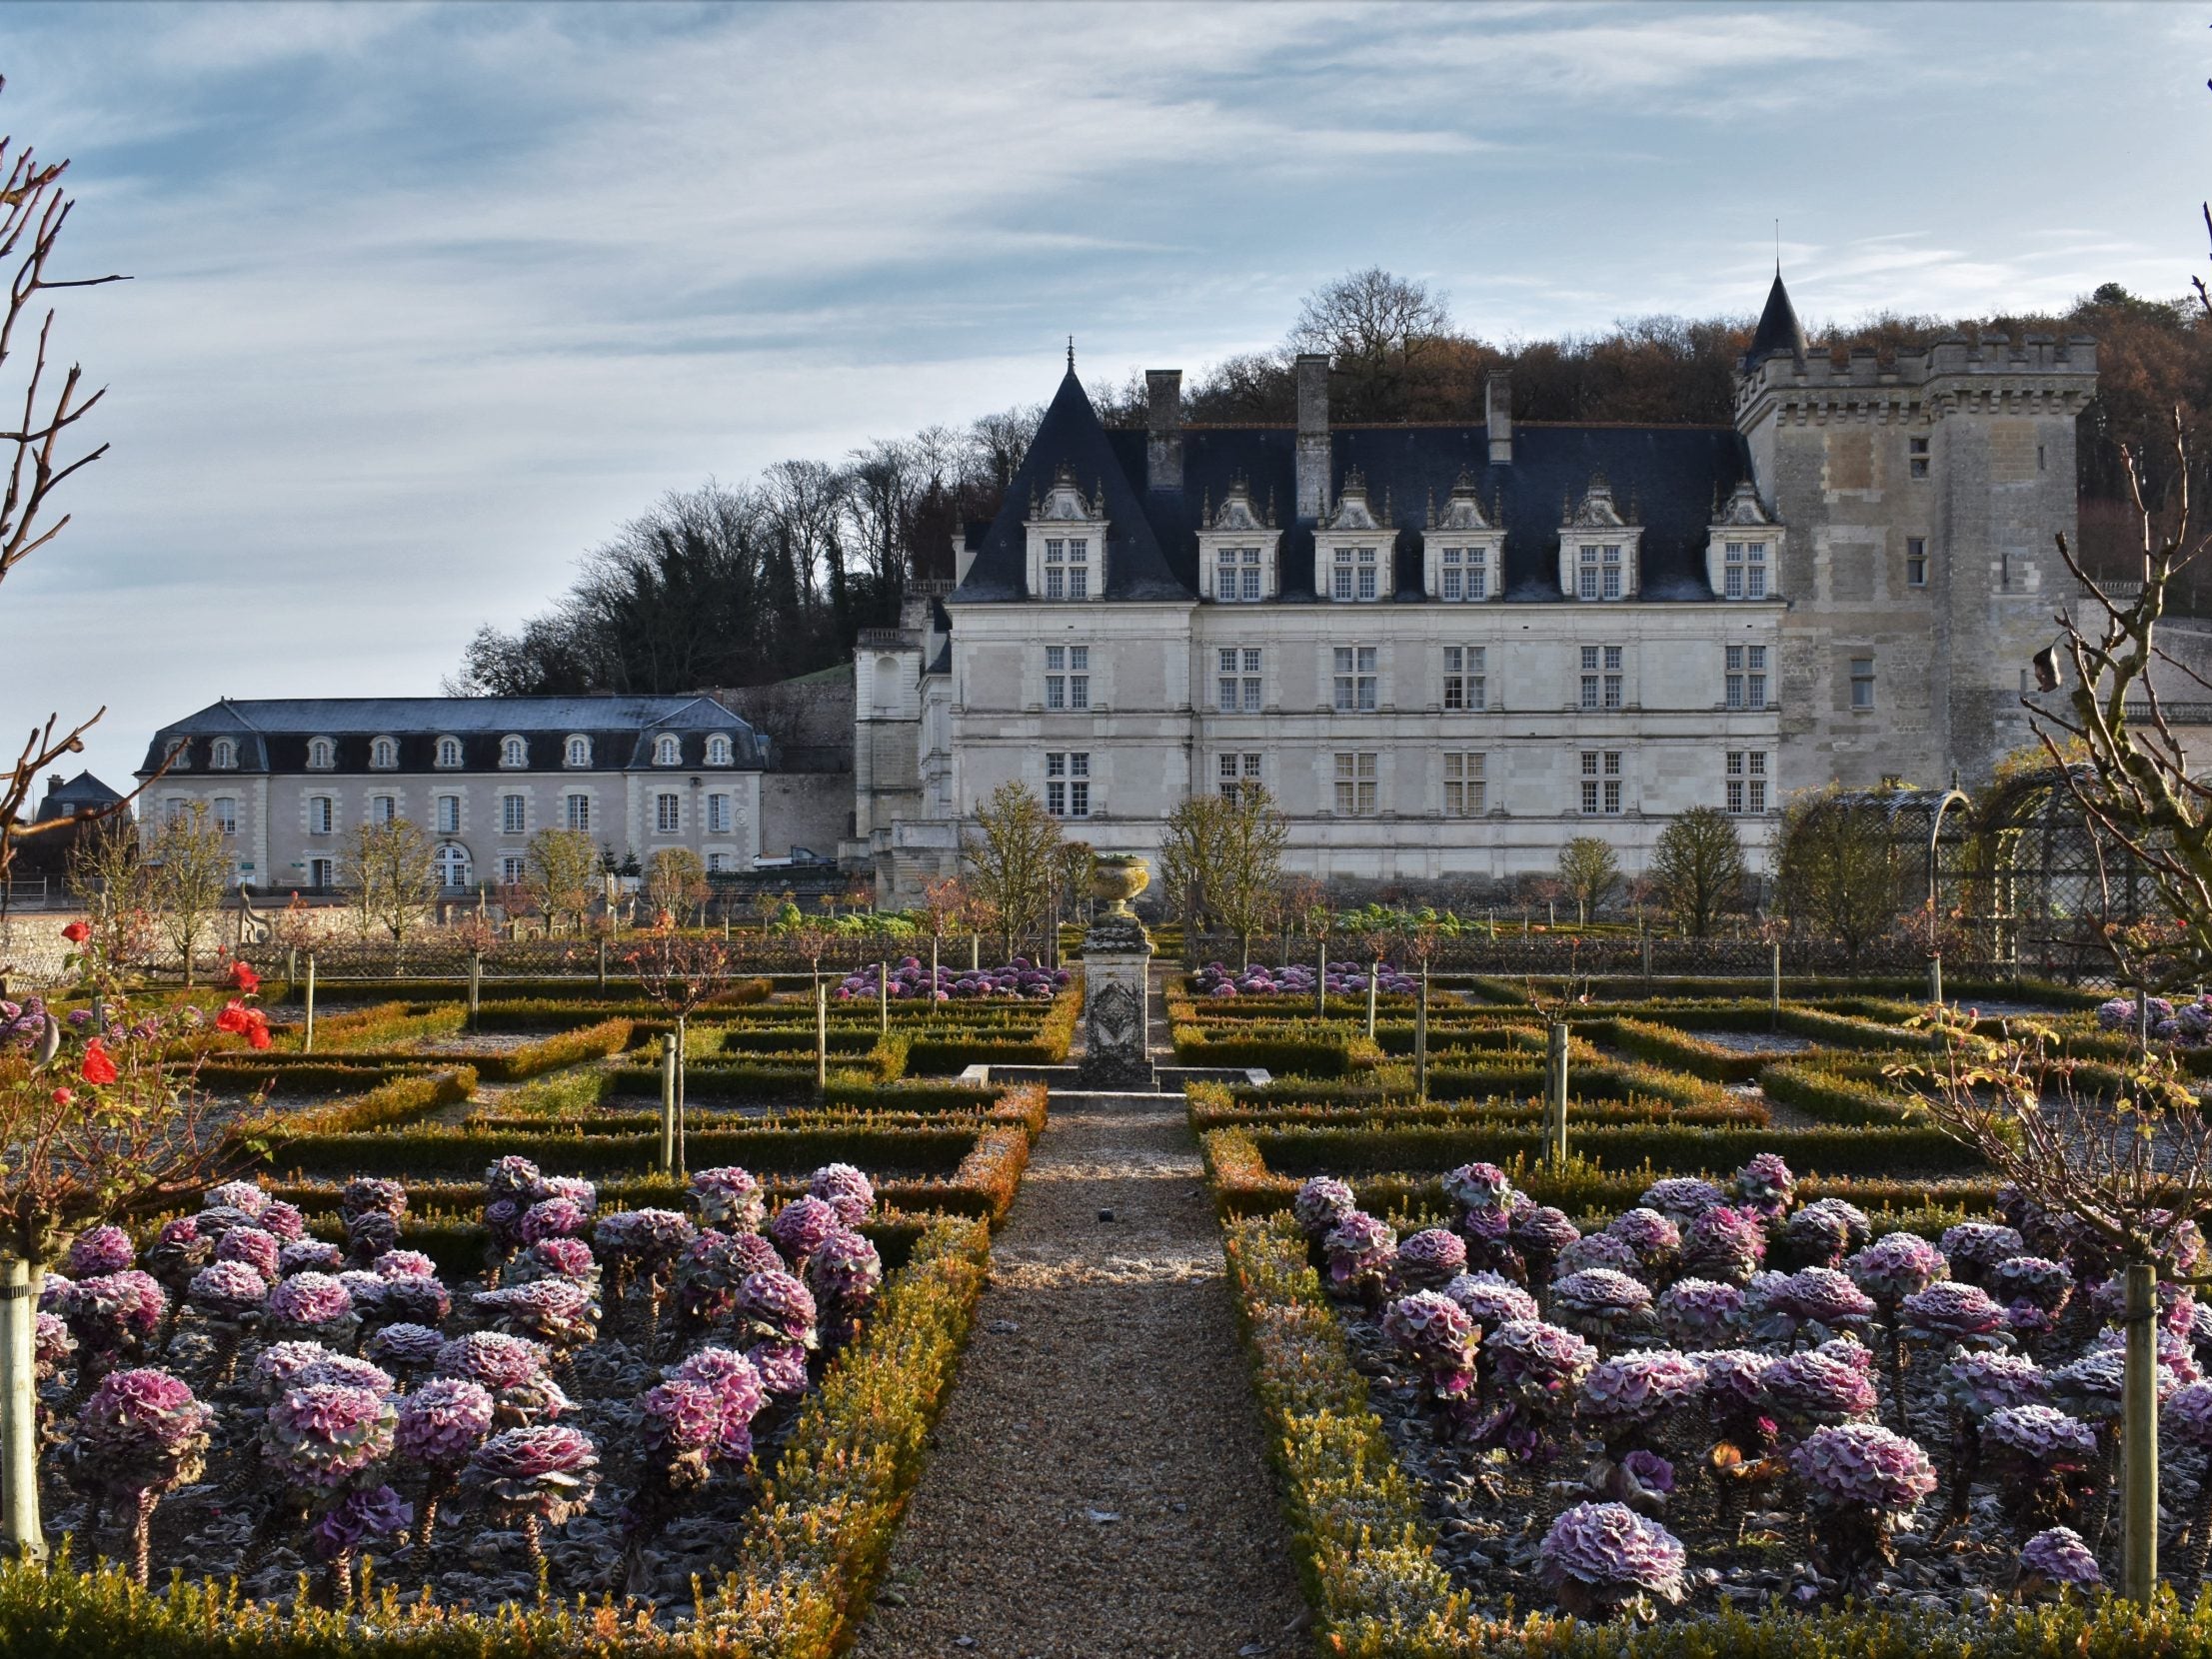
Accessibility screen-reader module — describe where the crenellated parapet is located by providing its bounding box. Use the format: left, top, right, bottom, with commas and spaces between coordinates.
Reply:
1736, 333, 2099, 428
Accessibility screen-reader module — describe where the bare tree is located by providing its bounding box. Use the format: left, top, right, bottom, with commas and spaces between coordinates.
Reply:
144, 805, 229, 985
627, 920, 736, 1175
65, 814, 153, 969
525, 828, 599, 935
1212, 784, 1290, 970
1555, 835, 1620, 927
1156, 793, 1229, 953
963, 781, 1061, 957
644, 846, 710, 926
1286, 267, 1453, 421
343, 819, 439, 969
1648, 806, 1747, 937
1774, 787, 1899, 965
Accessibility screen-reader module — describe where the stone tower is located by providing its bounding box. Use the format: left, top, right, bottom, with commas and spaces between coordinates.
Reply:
1734, 272, 2098, 791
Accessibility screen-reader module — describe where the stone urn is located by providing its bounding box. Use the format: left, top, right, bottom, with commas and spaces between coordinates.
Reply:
1091, 854, 1149, 916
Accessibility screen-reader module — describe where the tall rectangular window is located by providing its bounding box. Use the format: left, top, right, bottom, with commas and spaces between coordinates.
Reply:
372, 795, 397, 826
502, 794, 526, 833
1579, 751, 1623, 816
500, 854, 526, 884
1332, 646, 1378, 713
1579, 646, 1623, 711
1331, 546, 1378, 602
1440, 546, 1488, 602
1216, 753, 1262, 802
1066, 538, 1090, 600
1442, 753, 1485, 817
709, 794, 731, 833
436, 795, 460, 833
1442, 646, 1486, 712
309, 796, 334, 835
310, 856, 335, 887
1046, 645, 1091, 711
1724, 541, 1768, 600
1044, 538, 1065, 600
1332, 752, 1377, 816
656, 793, 681, 833
1906, 537, 1928, 587
212, 797, 237, 835
1216, 546, 1262, 601
1725, 645, 1768, 709
1045, 752, 1091, 818
1726, 751, 1769, 816
1216, 648, 1261, 713
565, 794, 591, 831
1579, 544, 1624, 600
1908, 436, 1930, 479
1850, 656, 1876, 710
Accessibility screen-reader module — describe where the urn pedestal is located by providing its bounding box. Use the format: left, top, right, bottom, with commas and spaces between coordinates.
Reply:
1079, 855, 1154, 1090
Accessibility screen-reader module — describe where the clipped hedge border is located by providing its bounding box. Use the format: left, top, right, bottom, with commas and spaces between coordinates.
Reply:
232, 1067, 478, 1144
1186, 1085, 1761, 1133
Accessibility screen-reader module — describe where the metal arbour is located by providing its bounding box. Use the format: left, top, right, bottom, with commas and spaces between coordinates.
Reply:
1969, 765, 2159, 979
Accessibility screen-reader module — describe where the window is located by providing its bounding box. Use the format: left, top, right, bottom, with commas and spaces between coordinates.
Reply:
707, 852, 725, 872
1216, 648, 1261, 713
1850, 656, 1876, 711
1723, 541, 1768, 600
1440, 546, 1488, 603
167, 744, 190, 772
1332, 752, 1378, 817
1216, 753, 1263, 801
500, 854, 526, 885
566, 736, 591, 769
1442, 647, 1486, 712
565, 793, 591, 831
1044, 752, 1091, 818
1908, 436, 1930, 478
1443, 753, 1485, 817
1725, 645, 1768, 710
309, 796, 334, 835
501, 794, 525, 834
1725, 751, 1769, 816
1577, 544, 1623, 601
1331, 545, 1379, 602
435, 737, 462, 770
308, 737, 335, 771
1332, 646, 1378, 713
370, 737, 398, 771
212, 797, 236, 835
656, 793, 681, 833
210, 738, 237, 771
164, 797, 188, 826
1579, 646, 1623, 711
1044, 538, 1091, 601
371, 795, 397, 826
709, 794, 731, 833
707, 735, 732, 767
1579, 751, 1623, 816
1045, 645, 1091, 711
1906, 537, 1928, 588
501, 736, 528, 769
436, 795, 460, 834
435, 843, 471, 889
310, 856, 335, 887
1216, 545, 1262, 602
655, 735, 681, 766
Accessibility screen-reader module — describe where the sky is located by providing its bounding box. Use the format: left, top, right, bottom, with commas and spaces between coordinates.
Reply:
0, 0, 2203, 798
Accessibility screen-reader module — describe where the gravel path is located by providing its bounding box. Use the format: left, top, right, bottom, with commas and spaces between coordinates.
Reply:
853, 968, 1306, 1658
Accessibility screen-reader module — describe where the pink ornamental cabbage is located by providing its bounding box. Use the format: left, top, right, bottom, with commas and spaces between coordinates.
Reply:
279, 1240, 345, 1277
807, 1162, 876, 1226
1983, 1402, 2099, 1463
674, 1228, 781, 1328
204, 1180, 271, 1219
690, 1166, 767, 1233
1486, 1318, 1597, 1401
595, 1208, 698, 1279
265, 1271, 356, 1342
1548, 1268, 1655, 1344
1576, 1350, 1705, 1437
1679, 1205, 1766, 1287
436, 1331, 549, 1393
1321, 1212, 1397, 1296
1392, 1228, 1467, 1292
1554, 1231, 1644, 1282
376, 1249, 438, 1280
510, 1237, 599, 1287
1509, 1205, 1581, 1268
1637, 1177, 1726, 1226
299, 1354, 394, 1395
670, 1347, 767, 1460
1656, 1278, 1743, 1347
73, 1366, 213, 1503
186, 1259, 268, 1323
747, 1338, 811, 1398
767, 1196, 841, 1264
259, 1199, 307, 1243
35, 1312, 73, 1382
735, 1270, 820, 1349
518, 1197, 587, 1246
261, 1382, 395, 1492
1537, 1502, 1687, 1619
1900, 1281, 2011, 1349
1382, 1291, 1478, 1400
214, 1226, 281, 1280
1763, 1342, 1879, 1432
640, 1379, 723, 1458
1846, 1232, 1949, 1312
539, 1176, 598, 1215
1758, 1268, 1876, 1342
395, 1376, 496, 1471
65, 1225, 135, 1277
65, 1270, 167, 1353
1291, 1177, 1355, 1239
1443, 1271, 1539, 1330
806, 1229, 885, 1331
461, 1423, 600, 1530
1989, 1256, 2073, 1337
1780, 1198, 1871, 1269
1604, 1208, 1682, 1276
1730, 1153, 1795, 1220
1442, 1161, 1517, 1216
1791, 1423, 1937, 1515
473, 1278, 599, 1354
251, 1340, 341, 1400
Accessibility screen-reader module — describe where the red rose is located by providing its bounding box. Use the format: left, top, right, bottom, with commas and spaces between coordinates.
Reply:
245, 1010, 272, 1051
228, 961, 261, 994
216, 1000, 250, 1035
60, 921, 89, 944
50, 1088, 73, 1107
80, 1041, 117, 1086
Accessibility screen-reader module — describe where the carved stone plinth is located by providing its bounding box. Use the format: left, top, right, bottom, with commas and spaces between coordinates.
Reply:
1079, 907, 1153, 1090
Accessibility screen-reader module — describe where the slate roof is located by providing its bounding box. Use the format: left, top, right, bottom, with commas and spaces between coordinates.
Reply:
138, 696, 767, 778
1746, 271, 1806, 365
953, 368, 1756, 606
34, 771, 124, 823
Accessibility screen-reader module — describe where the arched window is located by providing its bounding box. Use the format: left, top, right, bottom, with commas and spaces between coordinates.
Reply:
434, 842, 473, 890
501, 736, 527, 769
706, 734, 732, 767
654, 734, 681, 767
167, 742, 191, 772
210, 738, 237, 771
308, 737, 335, 771
565, 735, 591, 769
436, 736, 462, 770
370, 737, 398, 771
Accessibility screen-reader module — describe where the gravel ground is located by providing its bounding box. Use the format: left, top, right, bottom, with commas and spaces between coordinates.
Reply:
1688, 1029, 1816, 1054
853, 970, 1306, 1659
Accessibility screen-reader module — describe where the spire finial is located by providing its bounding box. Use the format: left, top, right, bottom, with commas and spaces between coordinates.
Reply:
1067, 336, 1076, 373
1774, 218, 1781, 278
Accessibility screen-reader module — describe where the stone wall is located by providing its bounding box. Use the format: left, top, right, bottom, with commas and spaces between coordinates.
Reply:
712, 672, 855, 774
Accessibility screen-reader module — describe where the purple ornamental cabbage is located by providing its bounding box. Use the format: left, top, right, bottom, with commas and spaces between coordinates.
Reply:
310, 1484, 411, 1568
397, 1376, 497, 1472
1548, 1268, 1655, 1345
1381, 1291, 1478, 1400
767, 1196, 841, 1265
1656, 1278, 1743, 1348
2016, 1525, 2102, 1598
668, 1348, 769, 1460
1679, 1205, 1767, 1287
337, 1270, 389, 1319
265, 1271, 357, 1345
1698, 1349, 1776, 1445
186, 1259, 267, 1322
299, 1354, 394, 1394
473, 1277, 599, 1357
1604, 1208, 1682, 1277
1763, 1341, 1879, 1435
1729, 1153, 1795, 1221
1779, 1198, 1871, 1270
1575, 1350, 1705, 1442
345, 1210, 399, 1264
1479, 1319, 1596, 1460
806, 1230, 884, 1340
65, 1225, 135, 1278
376, 1249, 438, 1280
1792, 1421, 1937, 1513
1392, 1228, 1467, 1293
1509, 1205, 1581, 1276
143, 1217, 212, 1300
594, 1208, 698, 1285
1985, 1401, 2100, 1460
1637, 1177, 1726, 1226
436, 1330, 550, 1393
214, 1227, 281, 1280
1941, 1350, 2048, 1422
747, 1338, 810, 1398
460, 1424, 600, 1566
672, 1228, 781, 1331
261, 1382, 395, 1492
1846, 1232, 1949, 1313
279, 1240, 345, 1276
735, 1270, 819, 1350
1321, 1212, 1397, 1301
203, 1180, 271, 1219
1553, 1232, 1645, 1282
2166, 1378, 2212, 1448
1291, 1176, 1355, 1240
1989, 1256, 2074, 1338
518, 1197, 587, 1246
63, 1271, 167, 1378
364, 1322, 447, 1376
259, 1201, 308, 1244
339, 1177, 409, 1223
1983, 1403, 2101, 1534
374, 1272, 453, 1328
71, 1366, 213, 1585
807, 1162, 876, 1226
510, 1237, 599, 1287
1441, 1161, 1518, 1216
251, 1340, 339, 1399
35, 1311, 73, 1382
1537, 1501, 1687, 1620
1756, 1268, 1876, 1345
1900, 1281, 2012, 1350
1443, 1271, 1539, 1330
690, 1166, 767, 1233
1941, 1222, 2027, 1286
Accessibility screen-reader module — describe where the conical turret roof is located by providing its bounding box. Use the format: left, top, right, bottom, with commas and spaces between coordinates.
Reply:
1746, 270, 1806, 364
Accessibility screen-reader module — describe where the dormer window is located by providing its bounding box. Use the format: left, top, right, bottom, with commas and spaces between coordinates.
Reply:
307, 737, 334, 771
1319, 471, 1391, 605
655, 734, 681, 766
1426, 473, 1504, 602
168, 742, 191, 772
501, 736, 528, 769
370, 737, 399, 770
1025, 463, 1107, 602
706, 734, 732, 767
1198, 477, 1280, 602
1706, 479, 1784, 601
1558, 476, 1641, 603
565, 735, 591, 769
209, 738, 237, 771
435, 736, 463, 770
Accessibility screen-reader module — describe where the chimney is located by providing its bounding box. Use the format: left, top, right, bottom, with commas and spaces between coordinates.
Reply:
1144, 369, 1183, 492
1295, 353, 1331, 519
45, 774, 62, 798
1485, 371, 1513, 465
